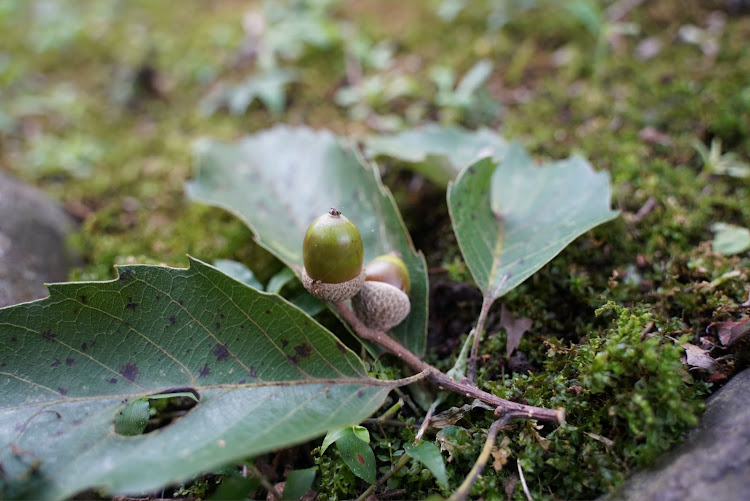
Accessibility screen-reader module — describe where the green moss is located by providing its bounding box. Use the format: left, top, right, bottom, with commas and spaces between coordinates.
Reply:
475, 302, 708, 499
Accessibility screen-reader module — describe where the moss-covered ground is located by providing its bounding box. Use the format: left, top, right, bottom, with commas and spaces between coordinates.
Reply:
1, 0, 748, 499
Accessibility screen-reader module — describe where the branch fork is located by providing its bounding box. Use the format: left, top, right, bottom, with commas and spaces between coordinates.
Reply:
333, 302, 564, 426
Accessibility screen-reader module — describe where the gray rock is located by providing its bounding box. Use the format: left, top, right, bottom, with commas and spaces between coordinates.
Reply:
0, 172, 78, 307
604, 368, 750, 501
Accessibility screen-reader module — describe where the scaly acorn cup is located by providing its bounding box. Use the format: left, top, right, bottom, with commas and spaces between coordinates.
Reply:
301, 208, 365, 302
352, 253, 411, 332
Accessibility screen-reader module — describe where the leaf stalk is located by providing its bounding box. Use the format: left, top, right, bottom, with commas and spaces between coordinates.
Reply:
467, 294, 493, 384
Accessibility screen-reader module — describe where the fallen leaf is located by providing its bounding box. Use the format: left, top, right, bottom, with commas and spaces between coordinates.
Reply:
187, 126, 428, 356
0, 258, 396, 500
639, 126, 673, 146
711, 223, 750, 255
431, 400, 495, 429
364, 123, 508, 187
501, 304, 533, 357
504, 472, 519, 500
636, 37, 663, 60
683, 342, 720, 372
491, 436, 511, 471
708, 318, 750, 346
585, 432, 614, 448
447, 145, 619, 308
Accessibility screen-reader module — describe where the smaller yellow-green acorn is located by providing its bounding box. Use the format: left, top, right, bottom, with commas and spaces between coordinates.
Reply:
301, 208, 365, 302
363, 253, 410, 294
352, 253, 411, 331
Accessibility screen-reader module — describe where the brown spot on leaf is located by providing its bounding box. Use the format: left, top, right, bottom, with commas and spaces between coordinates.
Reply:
293, 343, 313, 360
119, 362, 140, 382
81, 342, 88, 352
126, 299, 138, 311
109, 378, 118, 384
169, 315, 176, 325
58, 387, 68, 396
41, 329, 56, 341
335, 343, 347, 354
199, 364, 211, 378
79, 295, 87, 303
65, 358, 74, 366
51, 358, 61, 367
178, 299, 184, 306
265, 310, 271, 314
213, 343, 229, 361
220, 313, 225, 319
10, 336, 16, 342
215, 322, 221, 330
248, 366, 258, 378
281, 338, 289, 347
356, 453, 365, 465
287, 355, 299, 366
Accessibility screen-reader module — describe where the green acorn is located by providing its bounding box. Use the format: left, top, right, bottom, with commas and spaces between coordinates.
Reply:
352, 253, 411, 331
301, 208, 365, 302
362, 253, 411, 294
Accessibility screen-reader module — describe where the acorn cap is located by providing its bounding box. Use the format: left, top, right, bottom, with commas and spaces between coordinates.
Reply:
302, 209, 364, 284
302, 267, 366, 302
351, 281, 411, 332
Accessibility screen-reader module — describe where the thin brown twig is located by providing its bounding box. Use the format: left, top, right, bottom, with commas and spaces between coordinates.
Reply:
247, 463, 281, 501
447, 418, 507, 501
334, 302, 564, 425
467, 294, 493, 384
355, 402, 438, 501
362, 417, 413, 428
517, 460, 534, 501
632, 196, 658, 223
378, 489, 408, 499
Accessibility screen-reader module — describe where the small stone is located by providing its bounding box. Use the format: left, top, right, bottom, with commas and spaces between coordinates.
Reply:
636, 37, 663, 61
601, 368, 750, 501
0, 172, 79, 307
